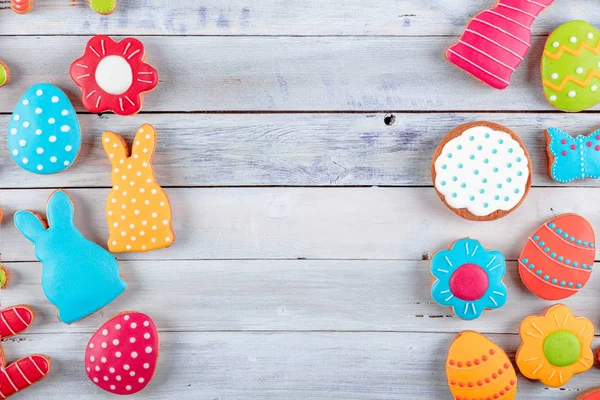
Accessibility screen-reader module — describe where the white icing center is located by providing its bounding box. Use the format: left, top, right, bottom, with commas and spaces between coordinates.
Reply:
434, 126, 529, 217
95, 56, 133, 95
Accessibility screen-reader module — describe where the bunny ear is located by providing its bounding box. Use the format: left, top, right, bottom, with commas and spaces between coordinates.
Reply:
131, 124, 157, 162
46, 190, 75, 229
102, 131, 129, 165
14, 211, 47, 244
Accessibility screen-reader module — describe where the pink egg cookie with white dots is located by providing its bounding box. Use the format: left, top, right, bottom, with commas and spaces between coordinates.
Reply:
85, 312, 159, 395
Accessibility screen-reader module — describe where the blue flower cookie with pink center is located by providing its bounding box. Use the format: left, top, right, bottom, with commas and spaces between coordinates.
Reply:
430, 238, 507, 320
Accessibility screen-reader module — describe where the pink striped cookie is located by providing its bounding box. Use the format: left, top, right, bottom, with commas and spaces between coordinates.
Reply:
446, 0, 554, 89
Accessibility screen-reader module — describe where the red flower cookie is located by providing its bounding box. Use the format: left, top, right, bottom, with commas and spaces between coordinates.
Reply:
85, 312, 159, 395
70, 35, 158, 116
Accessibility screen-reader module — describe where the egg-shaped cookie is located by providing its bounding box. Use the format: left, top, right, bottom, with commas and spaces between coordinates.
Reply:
432, 121, 532, 221
519, 214, 595, 300
446, 331, 517, 400
542, 20, 600, 112
8, 84, 81, 174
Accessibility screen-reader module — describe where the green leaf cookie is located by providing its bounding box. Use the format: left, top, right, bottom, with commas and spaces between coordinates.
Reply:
0, 62, 9, 88
90, 0, 116, 14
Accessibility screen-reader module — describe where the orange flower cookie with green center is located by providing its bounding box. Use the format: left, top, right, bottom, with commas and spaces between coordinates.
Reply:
446, 331, 517, 400
516, 304, 594, 387
102, 124, 174, 252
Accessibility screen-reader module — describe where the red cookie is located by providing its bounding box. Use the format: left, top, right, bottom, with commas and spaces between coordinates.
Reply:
85, 312, 159, 395
518, 214, 595, 300
70, 35, 158, 116
0, 305, 34, 339
579, 387, 600, 399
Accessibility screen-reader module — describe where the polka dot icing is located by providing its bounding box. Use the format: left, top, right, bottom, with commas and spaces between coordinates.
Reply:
433, 123, 531, 219
85, 312, 159, 395
542, 20, 600, 112
102, 124, 174, 252
8, 83, 81, 174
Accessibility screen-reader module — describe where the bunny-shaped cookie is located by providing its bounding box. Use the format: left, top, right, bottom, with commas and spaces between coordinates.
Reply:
102, 124, 174, 252
14, 190, 127, 324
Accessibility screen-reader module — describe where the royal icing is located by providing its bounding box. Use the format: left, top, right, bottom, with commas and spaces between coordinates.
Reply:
8, 84, 81, 175
14, 190, 127, 324
85, 312, 159, 395
542, 20, 600, 112
433, 123, 530, 217
546, 127, 600, 182
102, 124, 174, 252
430, 238, 507, 320
446, 0, 554, 89
0, 304, 51, 399
519, 214, 595, 300
516, 304, 594, 387
70, 35, 158, 116
0, 265, 9, 289
446, 331, 517, 400
10, 0, 33, 14
580, 388, 600, 400
0, 306, 34, 339
0, 61, 9, 88
89, 0, 117, 14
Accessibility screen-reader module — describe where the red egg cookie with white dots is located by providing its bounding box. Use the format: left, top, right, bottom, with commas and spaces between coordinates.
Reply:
85, 312, 159, 395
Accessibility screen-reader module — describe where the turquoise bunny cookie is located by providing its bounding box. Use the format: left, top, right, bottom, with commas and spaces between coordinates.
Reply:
14, 190, 127, 324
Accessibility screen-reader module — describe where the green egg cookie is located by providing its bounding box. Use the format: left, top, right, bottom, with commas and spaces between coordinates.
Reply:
542, 20, 600, 112
90, 0, 116, 14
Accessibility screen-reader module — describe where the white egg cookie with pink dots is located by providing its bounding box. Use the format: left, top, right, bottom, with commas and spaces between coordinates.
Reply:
432, 121, 532, 221
85, 312, 159, 395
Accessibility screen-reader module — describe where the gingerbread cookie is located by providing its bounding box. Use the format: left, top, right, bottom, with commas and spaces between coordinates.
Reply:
102, 124, 174, 252
432, 122, 532, 221
447, 331, 517, 400
519, 214, 594, 300
516, 304, 594, 387
14, 190, 127, 324
70, 35, 158, 116
446, 0, 554, 89
542, 21, 600, 112
580, 388, 600, 400
430, 238, 507, 320
0, 61, 9, 88
0, 265, 9, 289
546, 127, 600, 182
0, 304, 51, 398
85, 312, 159, 395
10, 0, 33, 14
8, 84, 81, 174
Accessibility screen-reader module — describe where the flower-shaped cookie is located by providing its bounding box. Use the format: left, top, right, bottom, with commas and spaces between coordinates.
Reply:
516, 304, 594, 387
70, 35, 158, 116
430, 238, 507, 320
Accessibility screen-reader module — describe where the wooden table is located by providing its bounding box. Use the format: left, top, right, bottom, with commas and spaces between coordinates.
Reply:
1, 1, 600, 398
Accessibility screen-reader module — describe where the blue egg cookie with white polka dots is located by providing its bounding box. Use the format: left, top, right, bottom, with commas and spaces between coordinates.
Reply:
432, 121, 533, 221
8, 83, 81, 174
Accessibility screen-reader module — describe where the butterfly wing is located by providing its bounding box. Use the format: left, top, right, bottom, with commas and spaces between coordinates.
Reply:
547, 127, 583, 183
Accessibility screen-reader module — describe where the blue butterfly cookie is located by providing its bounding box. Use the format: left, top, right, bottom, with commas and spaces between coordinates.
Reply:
8, 84, 81, 174
546, 127, 600, 182
14, 190, 127, 324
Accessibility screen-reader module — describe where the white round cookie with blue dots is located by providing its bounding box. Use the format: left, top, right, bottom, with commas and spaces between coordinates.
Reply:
433, 122, 532, 221
8, 83, 81, 174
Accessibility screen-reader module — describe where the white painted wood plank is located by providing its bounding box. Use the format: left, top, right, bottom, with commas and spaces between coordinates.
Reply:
3, 259, 600, 334
1, 187, 598, 262
0, 0, 595, 36
2, 331, 599, 399
2, 112, 600, 188
0, 36, 575, 112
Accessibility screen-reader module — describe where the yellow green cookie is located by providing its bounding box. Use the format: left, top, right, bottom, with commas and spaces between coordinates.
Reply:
542, 20, 600, 112
90, 0, 116, 14
0, 61, 9, 88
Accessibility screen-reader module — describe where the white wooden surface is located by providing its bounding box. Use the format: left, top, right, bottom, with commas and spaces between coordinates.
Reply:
3, 1, 600, 399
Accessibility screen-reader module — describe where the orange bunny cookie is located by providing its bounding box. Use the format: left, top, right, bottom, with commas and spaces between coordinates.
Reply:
102, 124, 174, 252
